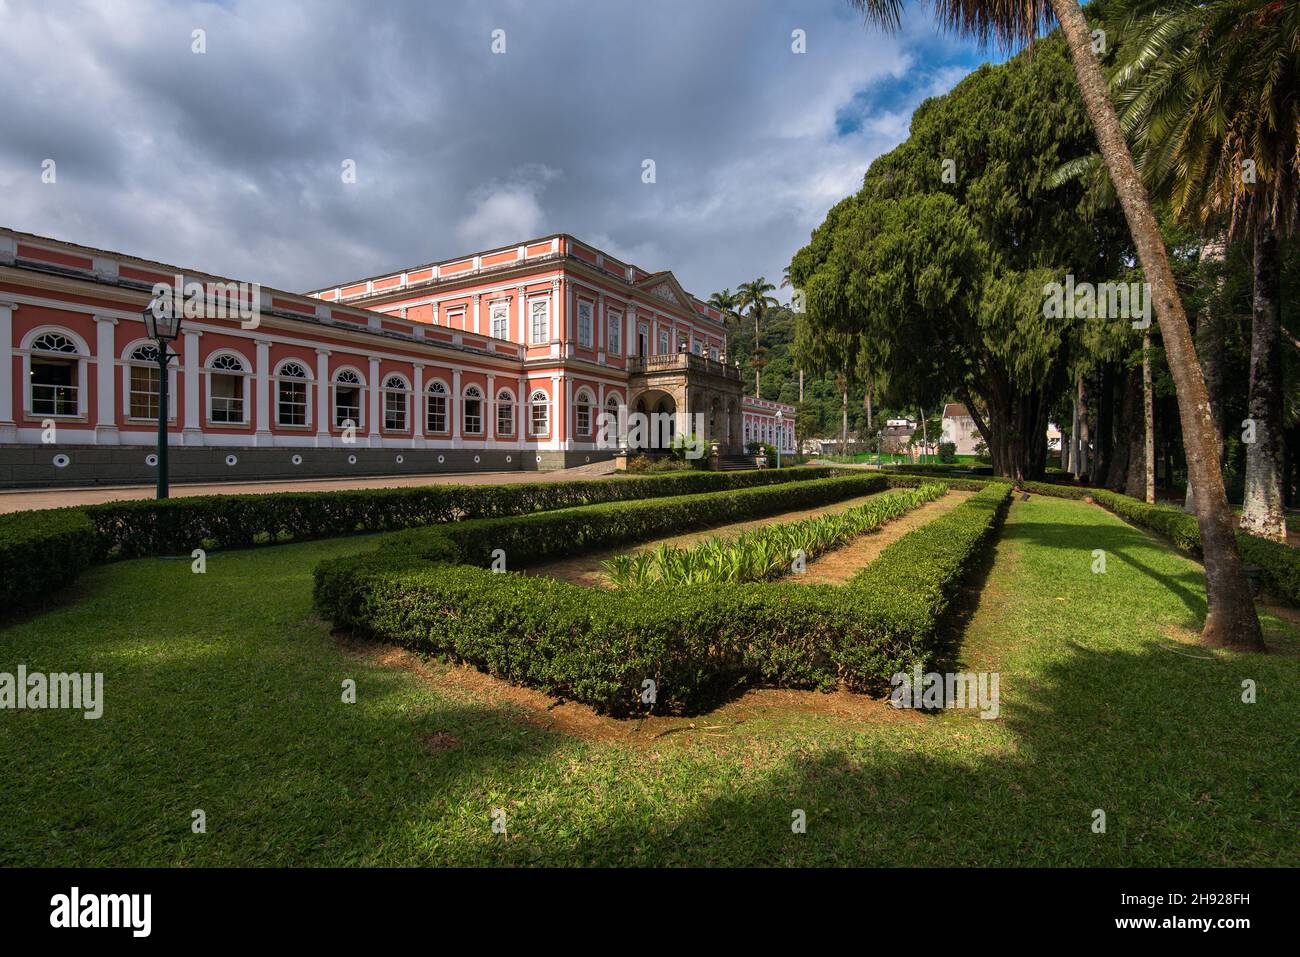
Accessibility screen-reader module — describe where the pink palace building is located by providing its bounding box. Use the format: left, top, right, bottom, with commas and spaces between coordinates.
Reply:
0, 227, 794, 487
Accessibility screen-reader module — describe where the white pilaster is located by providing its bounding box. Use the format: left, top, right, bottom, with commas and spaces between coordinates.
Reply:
518, 376, 527, 445
182, 328, 204, 446
0, 303, 16, 441
315, 349, 331, 446
472, 294, 481, 334
486, 372, 495, 443
367, 356, 381, 447
412, 363, 425, 448
254, 338, 272, 446
452, 368, 462, 444
91, 316, 120, 444
516, 285, 525, 344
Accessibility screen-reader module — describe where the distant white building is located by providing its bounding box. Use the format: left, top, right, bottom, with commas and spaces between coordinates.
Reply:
941, 403, 981, 455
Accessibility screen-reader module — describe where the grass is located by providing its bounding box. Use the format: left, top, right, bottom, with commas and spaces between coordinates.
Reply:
1, 496, 1296, 866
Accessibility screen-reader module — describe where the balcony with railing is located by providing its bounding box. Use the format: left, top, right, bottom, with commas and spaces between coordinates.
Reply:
627, 352, 740, 381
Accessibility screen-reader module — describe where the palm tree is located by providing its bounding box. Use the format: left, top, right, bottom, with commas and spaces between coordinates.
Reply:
847, 0, 1264, 650
737, 277, 778, 398
1111, 0, 1298, 543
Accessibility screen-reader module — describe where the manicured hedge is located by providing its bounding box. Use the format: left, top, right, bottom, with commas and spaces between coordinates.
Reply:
0, 466, 835, 618
86, 466, 838, 558
1086, 489, 1300, 605
0, 508, 98, 615
891, 469, 1300, 606
314, 480, 1013, 714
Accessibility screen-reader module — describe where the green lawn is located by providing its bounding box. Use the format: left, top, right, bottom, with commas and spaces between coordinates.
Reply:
1, 496, 1296, 866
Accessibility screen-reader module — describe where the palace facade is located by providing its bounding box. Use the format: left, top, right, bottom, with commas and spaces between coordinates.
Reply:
0, 227, 794, 487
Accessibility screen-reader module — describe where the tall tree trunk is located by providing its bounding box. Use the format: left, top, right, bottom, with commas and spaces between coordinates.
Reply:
1094, 365, 1114, 487
1186, 237, 1227, 513
799, 368, 805, 403
1069, 378, 1081, 476
1050, 0, 1263, 650
1117, 365, 1140, 494
1143, 332, 1155, 503
1239, 227, 1287, 542
840, 380, 848, 454
753, 313, 762, 398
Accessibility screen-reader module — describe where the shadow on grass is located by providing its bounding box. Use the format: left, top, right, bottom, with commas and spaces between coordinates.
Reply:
559, 638, 1298, 867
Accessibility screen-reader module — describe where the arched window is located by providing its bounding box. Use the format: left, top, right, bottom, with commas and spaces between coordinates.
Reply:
277, 361, 309, 427
127, 344, 161, 420
208, 353, 248, 424
574, 389, 594, 438
383, 374, 409, 432
426, 380, 449, 434
334, 369, 363, 429
462, 385, 483, 435
496, 389, 515, 437
29, 331, 81, 416
603, 394, 622, 442
529, 389, 549, 436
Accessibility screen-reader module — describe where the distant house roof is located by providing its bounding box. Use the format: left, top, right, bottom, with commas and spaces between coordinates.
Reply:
943, 403, 971, 419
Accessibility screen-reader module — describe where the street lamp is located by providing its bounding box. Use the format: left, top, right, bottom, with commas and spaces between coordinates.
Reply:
774, 409, 784, 469
142, 294, 183, 499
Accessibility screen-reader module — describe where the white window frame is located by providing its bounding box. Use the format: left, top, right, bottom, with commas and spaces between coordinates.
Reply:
382, 374, 410, 433
495, 388, 515, 437
657, 329, 669, 356
205, 350, 251, 426
529, 298, 550, 345
332, 367, 366, 431
426, 379, 450, 434
490, 301, 510, 341
274, 358, 312, 429
462, 384, 484, 435
607, 310, 622, 355
120, 340, 178, 423
576, 300, 593, 349
22, 327, 89, 420
529, 389, 550, 436
574, 388, 594, 438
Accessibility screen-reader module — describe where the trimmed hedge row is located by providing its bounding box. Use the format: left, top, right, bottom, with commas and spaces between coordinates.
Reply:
889, 468, 1300, 606
314, 480, 1013, 715
1086, 489, 1300, 605
85, 466, 838, 559
0, 508, 99, 614
0, 467, 836, 619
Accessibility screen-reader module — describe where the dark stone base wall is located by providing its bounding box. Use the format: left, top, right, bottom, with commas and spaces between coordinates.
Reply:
0, 444, 615, 489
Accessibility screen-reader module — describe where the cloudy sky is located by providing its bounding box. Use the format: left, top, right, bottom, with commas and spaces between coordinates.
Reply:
0, 0, 992, 300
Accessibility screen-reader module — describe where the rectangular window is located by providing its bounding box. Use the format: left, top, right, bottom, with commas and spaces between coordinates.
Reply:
30, 358, 78, 416
210, 374, 244, 423
384, 390, 406, 431
577, 404, 590, 436
530, 397, 549, 435
607, 312, 622, 355
129, 364, 160, 419
497, 398, 514, 436
427, 393, 447, 433
709, 347, 719, 362
335, 387, 361, 428
577, 301, 593, 348
491, 302, 509, 340
657, 330, 669, 355
530, 300, 549, 344
463, 394, 483, 434
277, 380, 307, 426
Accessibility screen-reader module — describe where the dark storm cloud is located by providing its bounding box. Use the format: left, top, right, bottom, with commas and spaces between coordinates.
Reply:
0, 0, 984, 297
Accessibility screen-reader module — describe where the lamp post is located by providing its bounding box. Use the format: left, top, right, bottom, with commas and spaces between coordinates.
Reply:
775, 409, 783, 469
142, 295, 183, 499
